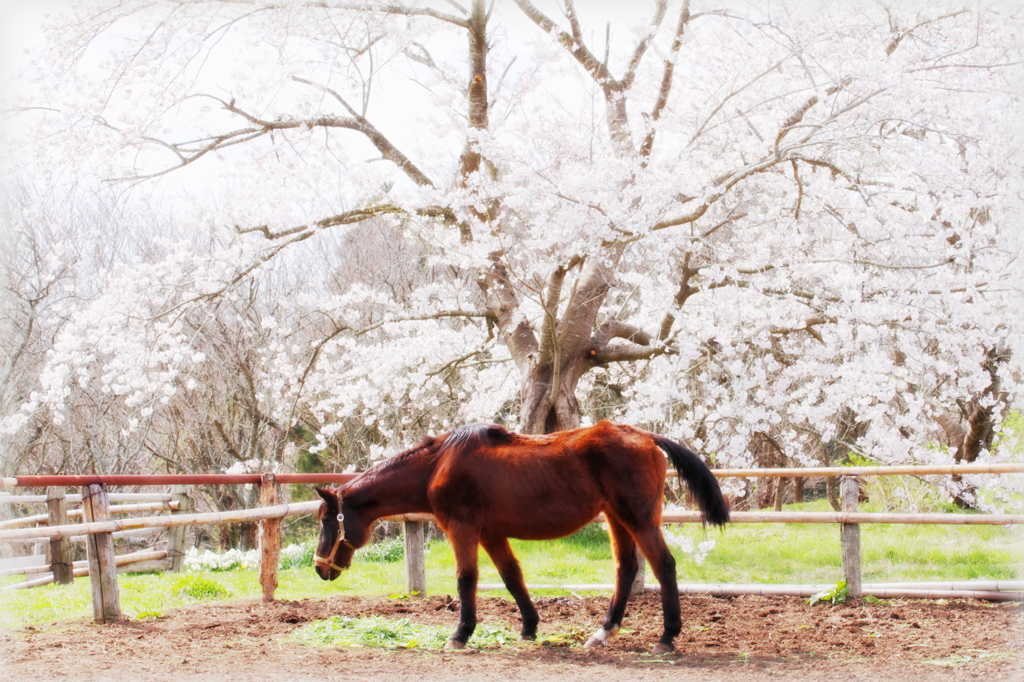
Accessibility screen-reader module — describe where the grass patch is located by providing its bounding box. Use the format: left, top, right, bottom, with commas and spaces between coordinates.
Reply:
171, 574, 231, 600
291, 615, 519, 650
357, 536, 404, 563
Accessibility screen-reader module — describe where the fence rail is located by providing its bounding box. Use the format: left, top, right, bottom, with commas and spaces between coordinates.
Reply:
3, 463, 1020, 488
1, 463, 1022, 621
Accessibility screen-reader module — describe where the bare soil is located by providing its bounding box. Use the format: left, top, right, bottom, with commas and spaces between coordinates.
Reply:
2, 592, 1021, 682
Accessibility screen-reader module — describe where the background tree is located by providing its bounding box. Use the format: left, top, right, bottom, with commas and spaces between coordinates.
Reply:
3, 1, 1021, 510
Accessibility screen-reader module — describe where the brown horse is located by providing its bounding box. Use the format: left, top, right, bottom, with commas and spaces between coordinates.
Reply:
313, 420, 729, 653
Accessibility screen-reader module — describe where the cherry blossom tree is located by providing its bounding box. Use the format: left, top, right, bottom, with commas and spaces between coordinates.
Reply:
4, 1, 1022, 507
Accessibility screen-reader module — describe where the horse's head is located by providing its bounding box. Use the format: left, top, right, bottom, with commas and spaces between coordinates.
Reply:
313, 487, 363, 580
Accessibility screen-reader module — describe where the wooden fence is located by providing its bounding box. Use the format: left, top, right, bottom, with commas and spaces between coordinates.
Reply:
0, 488, 189, 582
1, 464, 1022, 623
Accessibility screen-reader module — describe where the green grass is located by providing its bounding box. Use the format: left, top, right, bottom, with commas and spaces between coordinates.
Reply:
290, 615, 521, 650
288, 614, 584, 650
1, 499, 1020, 628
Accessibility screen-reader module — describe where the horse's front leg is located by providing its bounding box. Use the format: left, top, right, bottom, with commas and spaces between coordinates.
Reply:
481, 535, 539, 641
445, 524, 481, 649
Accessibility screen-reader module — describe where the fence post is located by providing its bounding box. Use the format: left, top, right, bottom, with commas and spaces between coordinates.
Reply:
81, 483, 122, 623
840, 475, 862, 603
403, 520, 427, 595
166, 485, 190, 572
258, 474, 280, 602
46, 486, 74, 585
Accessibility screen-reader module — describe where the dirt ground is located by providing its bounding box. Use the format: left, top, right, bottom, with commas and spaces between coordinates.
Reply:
2, 592, 1021, 682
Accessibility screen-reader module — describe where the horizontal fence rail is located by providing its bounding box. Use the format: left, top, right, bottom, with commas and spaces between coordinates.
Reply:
3, 464, 1021, 488
0, 500, 322, 542
661, 511, 1024, 525
1, 474, 357, 487
0, 493, 174, 504
703, 463, 1024, 478
474, 582, 1024, 601
9, 504, 1017, 544
0, 502, 181, 530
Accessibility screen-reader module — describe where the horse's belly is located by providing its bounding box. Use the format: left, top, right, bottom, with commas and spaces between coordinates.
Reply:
429, 455, 603, 540
490, 503, 600, 541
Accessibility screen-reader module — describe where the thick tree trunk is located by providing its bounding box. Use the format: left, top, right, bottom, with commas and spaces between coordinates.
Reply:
519, 355, 589, 434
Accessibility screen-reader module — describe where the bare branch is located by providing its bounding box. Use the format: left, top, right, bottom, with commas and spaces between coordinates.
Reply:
640, 0, 689, 159
769, 315, 834, 343
886, 10, 970, 56
127, 90, 436, 188
620, 0, 668, 90
218, 0, 470, 26
658, 252, 700, 342
791, 159, 804, 220
688, 57, 789, 146
236, 205, 406, 241
593, 320, 652, 348
512, 0, 616, 87
287, 80, 437, 187
591, 320, 670, 365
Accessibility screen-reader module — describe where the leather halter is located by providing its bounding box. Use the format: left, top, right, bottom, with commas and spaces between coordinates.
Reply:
314, 500, 356, 572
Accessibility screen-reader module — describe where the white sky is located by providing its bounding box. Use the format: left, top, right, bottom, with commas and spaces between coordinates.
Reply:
0, 0, 68, 82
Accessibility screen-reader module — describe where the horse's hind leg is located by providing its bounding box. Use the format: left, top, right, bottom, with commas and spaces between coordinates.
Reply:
444, 523, 481, 649
634, 527, 681, 654
585, 516, 640, 648
481, 535, 539, 640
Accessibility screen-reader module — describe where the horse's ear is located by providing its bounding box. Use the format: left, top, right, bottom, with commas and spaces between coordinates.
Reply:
314, 487, 338, 508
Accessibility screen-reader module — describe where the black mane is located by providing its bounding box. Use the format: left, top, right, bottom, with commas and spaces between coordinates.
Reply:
442, 423, 513, 452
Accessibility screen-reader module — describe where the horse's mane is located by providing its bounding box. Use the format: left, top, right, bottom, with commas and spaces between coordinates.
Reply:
341, 424, 512, 492
440, 423, 513, 453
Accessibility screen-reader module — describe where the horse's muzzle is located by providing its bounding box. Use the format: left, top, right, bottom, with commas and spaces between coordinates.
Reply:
314, 563, 340, 581
314, 554, 344, 581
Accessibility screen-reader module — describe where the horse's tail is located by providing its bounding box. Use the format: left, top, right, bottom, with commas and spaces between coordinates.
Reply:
651, 434, 730, 527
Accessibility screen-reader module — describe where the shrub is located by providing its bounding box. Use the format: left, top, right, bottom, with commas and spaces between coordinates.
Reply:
172, 575, 230, 600
357, 536, 404, 563
280, 541, 315, 569
184, 547, 258, 572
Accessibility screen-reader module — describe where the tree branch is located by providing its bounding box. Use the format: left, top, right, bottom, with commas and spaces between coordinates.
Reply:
591, 320, 670, 365
619, 0, 668, 90
129, 91, 436, 188
479, 253, 538, 372
512, 0, 616, 87
640, 0, 689, 159
218, 0, 470, 26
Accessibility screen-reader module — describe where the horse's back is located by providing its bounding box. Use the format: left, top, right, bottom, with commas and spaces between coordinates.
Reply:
427, 421, 666, 539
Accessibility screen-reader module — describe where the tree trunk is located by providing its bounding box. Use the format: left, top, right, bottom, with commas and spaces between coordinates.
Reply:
950, 347, 1007, 508
519, 355, 589, 434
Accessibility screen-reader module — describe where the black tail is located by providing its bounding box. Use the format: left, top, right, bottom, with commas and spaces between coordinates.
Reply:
651, 434, 730, 527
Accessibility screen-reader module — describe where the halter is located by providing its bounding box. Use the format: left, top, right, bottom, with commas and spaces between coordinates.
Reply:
314, 501, 356, 572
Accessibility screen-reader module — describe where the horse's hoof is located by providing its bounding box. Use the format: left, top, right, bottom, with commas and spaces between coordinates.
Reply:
651, 642, 673, 655
520, 634, 537, 642
445, 639, 466, 650
584, 625, 620, 648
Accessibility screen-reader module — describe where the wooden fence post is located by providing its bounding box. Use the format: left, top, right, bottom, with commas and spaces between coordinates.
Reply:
166, 485, 190, 572
403, 520, 426, 595
46, 487, 74, 585
840, 475, 862, 603
81, 483, 122, 623
258, 474, 280, 602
